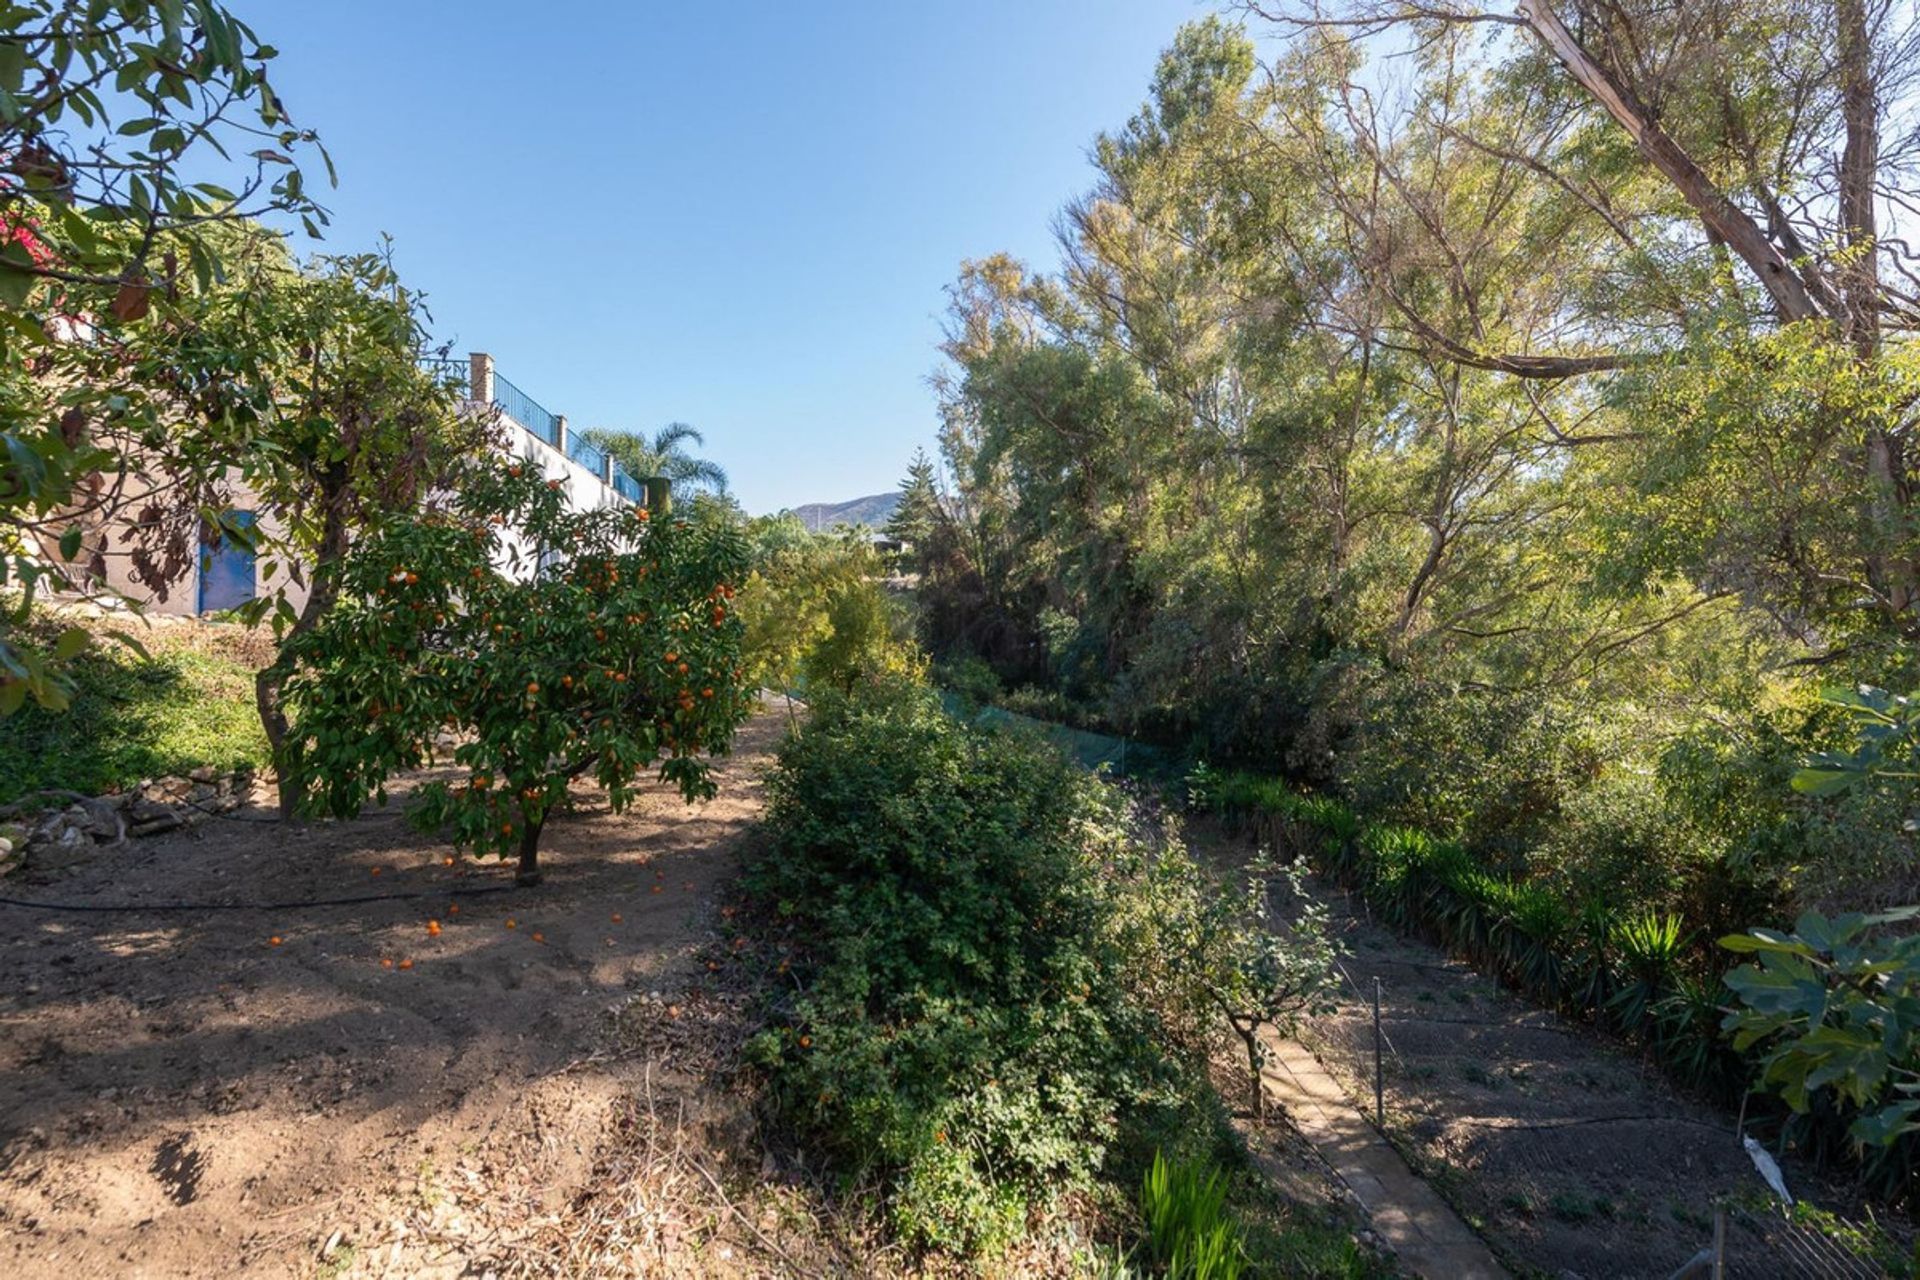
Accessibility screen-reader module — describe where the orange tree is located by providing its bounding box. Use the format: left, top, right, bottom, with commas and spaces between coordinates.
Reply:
278, 460, 752, 884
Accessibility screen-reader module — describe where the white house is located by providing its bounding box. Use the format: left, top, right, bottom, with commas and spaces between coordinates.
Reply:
78, 353, 652, 617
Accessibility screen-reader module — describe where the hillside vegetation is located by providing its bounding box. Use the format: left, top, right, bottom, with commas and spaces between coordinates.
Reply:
910, 11, 1920, 1200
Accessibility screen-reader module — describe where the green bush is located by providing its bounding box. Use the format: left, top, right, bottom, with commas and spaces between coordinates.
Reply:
934, 654, 1003, 712
748, 676, 1178, 1253
0, 639, 267, 805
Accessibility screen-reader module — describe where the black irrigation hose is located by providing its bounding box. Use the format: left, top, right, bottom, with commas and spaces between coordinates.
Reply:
1449, 1113, 1736, 1134
0, 880, 520, 914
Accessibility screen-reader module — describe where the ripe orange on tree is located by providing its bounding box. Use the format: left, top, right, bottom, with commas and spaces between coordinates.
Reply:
281, 458, 751, 888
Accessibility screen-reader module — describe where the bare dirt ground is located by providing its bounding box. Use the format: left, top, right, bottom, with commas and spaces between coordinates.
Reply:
1183, 818, 1908, 1280
0, 709, 788, 1279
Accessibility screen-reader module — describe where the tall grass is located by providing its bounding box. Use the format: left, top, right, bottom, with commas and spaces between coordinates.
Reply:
1141, 1151, 1246, 1280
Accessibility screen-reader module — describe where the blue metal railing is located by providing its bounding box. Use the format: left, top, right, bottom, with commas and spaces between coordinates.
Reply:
444, 358, 643, 506
493, 372, 561, 447
419, 356, 469, 396
567, 430, 607, 477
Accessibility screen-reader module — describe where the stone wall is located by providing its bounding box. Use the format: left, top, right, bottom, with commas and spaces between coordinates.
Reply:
0, 768, 269, 879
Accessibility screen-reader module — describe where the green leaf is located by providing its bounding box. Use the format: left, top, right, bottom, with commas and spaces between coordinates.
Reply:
52, 626, 90, 660
0, 254, 37, 309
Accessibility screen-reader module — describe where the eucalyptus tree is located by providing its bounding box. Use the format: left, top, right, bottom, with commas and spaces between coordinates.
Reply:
1242, 0, 1920, 658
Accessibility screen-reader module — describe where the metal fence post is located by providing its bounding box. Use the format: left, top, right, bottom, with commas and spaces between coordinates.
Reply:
1373, 976, 1385, 1126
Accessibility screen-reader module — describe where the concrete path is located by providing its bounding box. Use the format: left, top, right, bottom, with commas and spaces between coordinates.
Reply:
1259, 1028, 1508, 1279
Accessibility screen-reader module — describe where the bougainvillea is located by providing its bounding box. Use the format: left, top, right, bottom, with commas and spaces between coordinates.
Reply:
281, 460, 752, 882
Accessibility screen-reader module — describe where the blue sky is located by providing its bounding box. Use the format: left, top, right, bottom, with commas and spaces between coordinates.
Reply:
245, 1, 1211, 513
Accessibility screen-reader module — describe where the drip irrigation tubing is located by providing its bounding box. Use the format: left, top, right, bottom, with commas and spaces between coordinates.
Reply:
0, 879, 518, 914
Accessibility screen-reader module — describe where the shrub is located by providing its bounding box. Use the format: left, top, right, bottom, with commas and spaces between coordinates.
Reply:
736, 529, 920, 700
0, 629, 267, 805
935, 654, 1003, 712
748, 677, 1175, 1252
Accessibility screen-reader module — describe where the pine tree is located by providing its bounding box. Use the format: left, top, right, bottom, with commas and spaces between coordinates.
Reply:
884, 449, 942, 566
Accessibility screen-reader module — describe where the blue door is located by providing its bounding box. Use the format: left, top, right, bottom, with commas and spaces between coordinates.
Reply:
198, 510, 257, 614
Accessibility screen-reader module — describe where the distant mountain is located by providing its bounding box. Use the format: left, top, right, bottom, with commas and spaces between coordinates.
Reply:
788, 492, 900, 532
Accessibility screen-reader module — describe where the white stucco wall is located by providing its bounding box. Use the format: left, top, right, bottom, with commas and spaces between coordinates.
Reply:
491, 410, 628, 581
42, 356, 637, 617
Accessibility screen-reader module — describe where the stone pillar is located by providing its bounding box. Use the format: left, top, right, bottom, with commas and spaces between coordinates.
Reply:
600, 453, 615, 484
469, 352, 494, 404
555, 414, 569, 455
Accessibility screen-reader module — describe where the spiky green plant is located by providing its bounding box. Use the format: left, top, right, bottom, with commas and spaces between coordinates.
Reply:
1141, 1151, 1247, 1280
1609, 912, 1687, 1035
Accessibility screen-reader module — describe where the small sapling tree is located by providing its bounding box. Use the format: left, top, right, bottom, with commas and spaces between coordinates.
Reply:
280, 461, 752, 883
1198, 853, 1343, 1119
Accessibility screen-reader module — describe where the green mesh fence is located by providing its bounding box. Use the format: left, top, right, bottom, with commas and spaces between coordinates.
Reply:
941, 694, 1179, 780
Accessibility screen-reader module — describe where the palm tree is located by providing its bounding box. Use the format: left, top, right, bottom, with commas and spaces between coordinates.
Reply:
581, 422, 729, 496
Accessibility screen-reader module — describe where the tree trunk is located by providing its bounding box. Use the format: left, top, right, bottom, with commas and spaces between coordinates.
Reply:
1518, 1, 1820, 324
1240, 1023, 1264, 1121
256, 469, 352, 818
1834, 0, 1880, 360
1832, 0, 1913, 627
516, 815, 545, 886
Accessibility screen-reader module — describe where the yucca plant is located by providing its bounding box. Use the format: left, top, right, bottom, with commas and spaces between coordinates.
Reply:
1608, 911, 1687, 1037
1360, 826, 1435, 930
1436, 864, 1500, 964
1140, 1151, 1247, 1280
1508, 887, 1571, 1003
1299, 796, 1361, 879
1651, 974, 1735, 1096
1564, 899, 1617, 1019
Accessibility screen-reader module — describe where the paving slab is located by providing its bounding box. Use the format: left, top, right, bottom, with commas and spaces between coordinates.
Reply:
1259, 1028, 1508, 1279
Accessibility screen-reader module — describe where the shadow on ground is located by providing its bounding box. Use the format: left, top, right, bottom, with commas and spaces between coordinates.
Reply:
0, 710, 784, 1279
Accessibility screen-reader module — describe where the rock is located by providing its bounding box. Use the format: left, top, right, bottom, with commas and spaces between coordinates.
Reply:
29, 822, 95, 870
125, 798, 185, 837
188, 766, 219, 784
72, 802, 121, 841
27, 811, 88, 854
